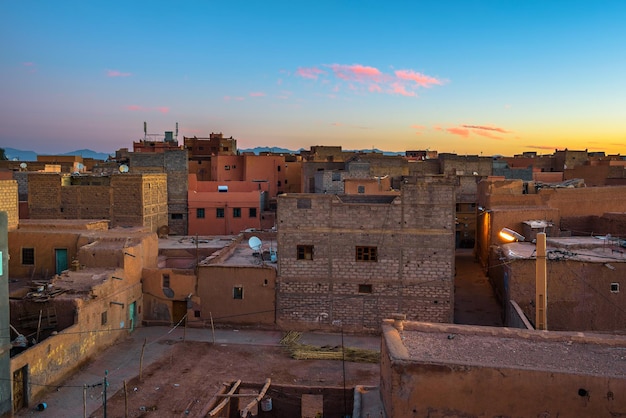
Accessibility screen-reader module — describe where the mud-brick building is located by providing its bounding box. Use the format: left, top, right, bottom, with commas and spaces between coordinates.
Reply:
381, 320, 626, 418
7, 220, 158, 413
276, 181, 456, 332
27, 172, 168, 233
0, 180, 18, 230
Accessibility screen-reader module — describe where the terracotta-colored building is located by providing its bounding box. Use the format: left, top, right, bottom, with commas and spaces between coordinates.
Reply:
381, 320, 626, 417
141, 232, 277, 327
187, 175, 266, 235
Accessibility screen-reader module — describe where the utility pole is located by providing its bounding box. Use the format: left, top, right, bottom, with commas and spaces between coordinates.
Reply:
535, 232, 547, 330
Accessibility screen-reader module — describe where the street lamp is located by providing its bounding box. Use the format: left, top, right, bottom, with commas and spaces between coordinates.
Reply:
499, 227, 525, 242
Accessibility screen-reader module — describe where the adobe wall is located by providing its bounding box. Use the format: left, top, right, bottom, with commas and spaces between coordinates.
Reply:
8, 229, 81, 278
380, 322, 626, 418
407, 159, 440, 176
10, 282, 140, 407
276, 182, 455, 331
110, 174, 168, 232
0, 180, 18, 230
142, 268, 197, 324
493, 251, 626, 332
197, 265, 276, 325
0, 213, 11, 416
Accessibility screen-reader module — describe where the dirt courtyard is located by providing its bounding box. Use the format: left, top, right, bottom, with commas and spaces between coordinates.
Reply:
91, 339, 380, 418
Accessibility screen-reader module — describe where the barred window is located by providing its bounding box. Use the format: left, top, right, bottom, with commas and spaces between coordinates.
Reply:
356, 246, 377, 262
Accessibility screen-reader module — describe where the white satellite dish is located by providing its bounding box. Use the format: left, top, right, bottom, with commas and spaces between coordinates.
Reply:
19, 162, 27, 169
248, 236, 262, 252
119, 164, 129, 173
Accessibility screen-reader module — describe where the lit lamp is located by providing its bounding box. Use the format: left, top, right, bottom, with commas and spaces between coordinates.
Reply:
499, 227, 525, 242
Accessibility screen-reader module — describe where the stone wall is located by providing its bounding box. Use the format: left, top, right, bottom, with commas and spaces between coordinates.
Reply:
276, 182, 455, 331
0, 181, 18, 230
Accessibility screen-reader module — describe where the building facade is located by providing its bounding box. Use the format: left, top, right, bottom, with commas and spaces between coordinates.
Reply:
276, 181, 456, 332
27, 173, 168, 233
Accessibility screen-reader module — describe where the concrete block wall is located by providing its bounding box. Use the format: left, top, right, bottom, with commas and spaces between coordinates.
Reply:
129, 150, 188, 235
0, 180, 18, 229
276, 181, 455, 330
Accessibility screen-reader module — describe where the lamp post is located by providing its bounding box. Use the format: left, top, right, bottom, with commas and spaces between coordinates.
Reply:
535, 232, 547, 330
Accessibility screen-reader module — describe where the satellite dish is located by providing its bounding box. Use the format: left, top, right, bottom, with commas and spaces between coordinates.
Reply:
248, 236, 262, 252
119, 164, 129, 173
20, 162, 27, 169
162, 287, 174, 298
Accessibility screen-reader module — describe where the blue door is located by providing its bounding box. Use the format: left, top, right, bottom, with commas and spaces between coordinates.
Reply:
55, 249, 68, 274
128, 302, 136, 332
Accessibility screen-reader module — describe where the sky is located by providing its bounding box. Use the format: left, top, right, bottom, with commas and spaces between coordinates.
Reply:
1, 1, 626, 156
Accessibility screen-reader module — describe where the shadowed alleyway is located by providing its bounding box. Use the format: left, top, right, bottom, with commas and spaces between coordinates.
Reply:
454, 248, 503, 326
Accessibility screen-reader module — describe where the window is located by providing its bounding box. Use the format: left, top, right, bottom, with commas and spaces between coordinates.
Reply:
249, 208, 257, 218
297, 198, 311, 209
232, 165, 236, 169
233, 286, 243, 300
356, 246, 378, 262
285, 179, 288, 184
216, 208, 225, 218
297, 245, 314, 260
171, 213, 183, 220
196, 208, 205, 219
162, 273, 170, 288
358, 284, 373, 294
194, 310, 201, 318
233, 208, 241, 218
277, 181, 281, 187
101, 311, 108, 325
332, 172, 341, 181
277, 165, 281, 172
22, 248, 34, 265
357, 185, 365, 194
224, 165, 231, 170
611, 283, 620, 293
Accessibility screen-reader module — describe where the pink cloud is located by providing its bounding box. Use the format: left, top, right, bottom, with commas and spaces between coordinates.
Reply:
329, 64, 383, 82
106, 69, 132, 77
249, 92, 266, 97
462, 125, 510, 134
23, 62, 34, 66
391, 82, 416, 97
156, 107, 170, 114
126, 105, 145, 111
294, 62, 445, 99
296, 67, 325, 79
331, 122, 342, 126
446, 127, 471, 137
223, 96, 244, 102
395, 69, 443, 87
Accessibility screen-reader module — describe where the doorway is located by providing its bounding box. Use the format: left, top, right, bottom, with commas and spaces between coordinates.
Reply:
13, 365, 28, 412
172, 301, 187, 326
128, 301, 136, 332
55, 248, 68, 274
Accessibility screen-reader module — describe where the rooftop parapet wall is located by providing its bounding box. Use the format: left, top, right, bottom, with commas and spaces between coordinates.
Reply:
381, 320, 626, 418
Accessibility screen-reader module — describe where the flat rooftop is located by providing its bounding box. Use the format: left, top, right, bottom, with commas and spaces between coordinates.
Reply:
501, 236, 626, 263
392, 322, 626, 378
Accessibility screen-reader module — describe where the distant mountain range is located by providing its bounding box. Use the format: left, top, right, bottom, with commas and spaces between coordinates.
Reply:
1, 146, 403, 161
2, 147, 113, 161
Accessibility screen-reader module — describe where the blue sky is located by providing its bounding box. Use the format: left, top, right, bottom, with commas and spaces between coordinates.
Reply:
1, 1, 626, 156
